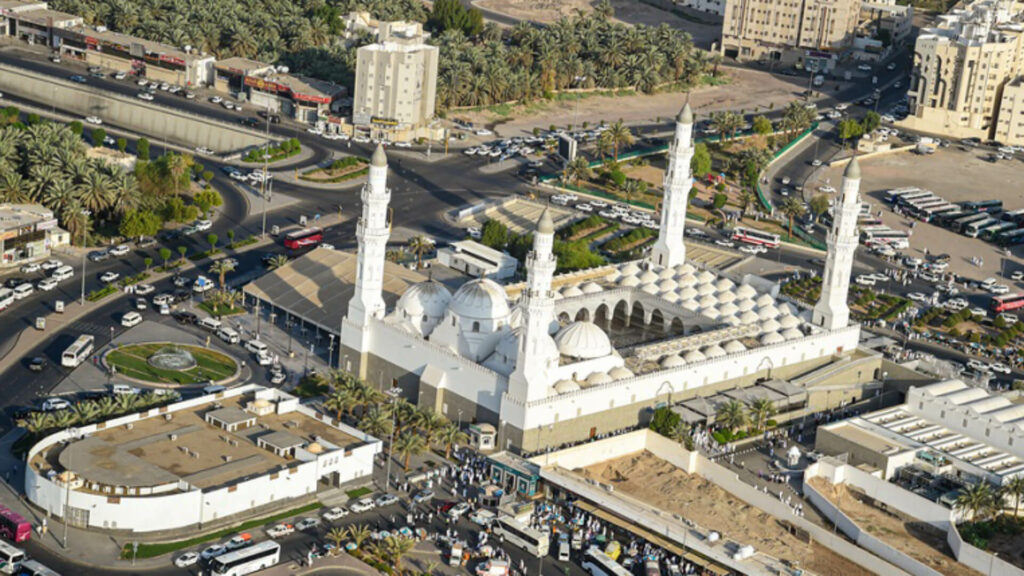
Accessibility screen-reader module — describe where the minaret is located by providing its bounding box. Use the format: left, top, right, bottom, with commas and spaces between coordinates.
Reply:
649, 102, 694, 268
508, 208, 560, 403
343, 144, 391, 359
813, 156, 861, 331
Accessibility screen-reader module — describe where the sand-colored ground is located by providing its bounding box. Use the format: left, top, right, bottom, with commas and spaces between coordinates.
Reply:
581, 451, 873, 576
809, 478, 982, 576
459, 67, 808, 138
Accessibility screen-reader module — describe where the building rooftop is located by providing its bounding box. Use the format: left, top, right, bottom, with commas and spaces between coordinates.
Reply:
243, 248, 426, 331
0, 204, 56, 233
62, 23, 212, 65
206, 406, 255, 427
10, 7, 80, 26
258, 430, 305, 451
214, 57, 275, 74
0, 0, 48, 13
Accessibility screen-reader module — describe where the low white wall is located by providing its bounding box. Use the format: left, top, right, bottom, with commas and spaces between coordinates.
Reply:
948, 527, 1024, 576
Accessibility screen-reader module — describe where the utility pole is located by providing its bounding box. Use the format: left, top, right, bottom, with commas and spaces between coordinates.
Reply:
79, 210, 90, 305
261, 102, 272, 238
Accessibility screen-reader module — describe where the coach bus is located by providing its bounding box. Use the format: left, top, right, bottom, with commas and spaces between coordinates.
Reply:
981, 221, 1017, 241
61, 334, 94, 368
0, 542, 24, 575
950, 213, 989, 234
0, 508, 30, 545
581, 547, 632, 576
730, 226, 781, 248
991, 294, 1024, 313
17, 559, 60, 576
965, 216, 998, 238
997, 228, 1024, 246
960, 200, 1003, 214
1002, 208, 1024, 225
884, 187, 920, 203
283, 227, 323, 250
208, 541, 281, 576
493, 516, 549, 558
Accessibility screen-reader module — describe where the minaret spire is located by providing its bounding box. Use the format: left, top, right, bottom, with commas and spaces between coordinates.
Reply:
346, 143, 391, 329
649, 100, 694, 268
813, 156, 861, 331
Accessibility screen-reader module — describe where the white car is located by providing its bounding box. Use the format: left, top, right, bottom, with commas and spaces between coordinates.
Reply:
200, 544, 225, 561
36, 278, 58, 291
323, 507, 349, 521
255, 351, 274, 366
100, 271, 120, 283
349, 498, 376, 513
989, 284, 1011, 295
714, 239, 734, 248
42, 398, 70, 412
195, 146, 214, 155
906, 292, 928, 302
1011, 271, 1024, 281
194, 219, 213, 231
152, 294, 174, 306
136, 92, 154, 101
739, 245, 767, 255
295, 518, 320, 531
576, 204, 593, 213
20, 262, 40, 274
134, 283, 155, 295
193, 276, 214, 293
990, 362, 1012, 374
137, 79, 149, 86
394, 141, 412, 148
966, 359, 989, 372
306, 127, 323, 135
209, 96, 222, 104
84, 116, 102, 125
375, 493, 399, 507
109, 244, 130, 257
811, 159, 823, 167
267, 524, 294, 538
857, 64, 872, 71
173, 552, 199, 568
970, 307, 987, 318
834, 103, 849, 111
121, 311, 143, 327
467, 227, 482, 239
855, 275, 876, 286
475, 128, 493, 136
40, 259, 62, 271
353, 135, 370, 143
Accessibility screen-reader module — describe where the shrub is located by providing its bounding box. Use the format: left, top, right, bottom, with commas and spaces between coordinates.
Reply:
712, 193, 727, 210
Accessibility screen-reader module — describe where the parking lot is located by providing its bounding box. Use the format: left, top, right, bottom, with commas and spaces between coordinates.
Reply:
458, 198, 576, 236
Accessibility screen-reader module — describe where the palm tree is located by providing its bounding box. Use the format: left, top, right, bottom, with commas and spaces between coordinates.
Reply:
50, 409, 76, 430
324, 390, 354, 422
436, 422, 468, 459
96, 396, 118, 418
748, 399, 776, 432
1000, 476, 1024, 519
715, 400, 748, 432
621, 178, 646, 204
165, 153, 191, 198
267, 254, 289, 271
381, 535, 415, 575
344, 524, 372, 549
73, 400, 99, 425
604, 120, 634, 162
956, 482, 997, 522
738, 188, 756, 216
780, 197, 806, 239
325, 527, 346, 555
209, 259, 236, 291
115, 393, 140, 415
393, 432, 426, 471
711, 111, 744, 142
358, 405, 391, 439
562, 155, 593, 187
416, 410, 446, 447
24, 411, 51, 434
406, 235, 433, 270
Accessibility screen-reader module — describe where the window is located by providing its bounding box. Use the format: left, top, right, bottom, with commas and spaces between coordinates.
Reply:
472, 321, 480, 333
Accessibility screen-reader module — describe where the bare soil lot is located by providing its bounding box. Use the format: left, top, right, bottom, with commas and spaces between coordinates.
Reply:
809, 478, 981, 576
581, 451, 874, 576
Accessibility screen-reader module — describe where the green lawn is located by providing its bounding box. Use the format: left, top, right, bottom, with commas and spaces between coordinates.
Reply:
106, 344, 237, 384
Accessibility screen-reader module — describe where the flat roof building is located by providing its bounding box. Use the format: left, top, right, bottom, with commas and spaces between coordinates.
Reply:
0, 203, 68, 266
25, 385, 381, 533
213, 57, 345, 124
721, 0, 863, 68
437, 240, 518, 281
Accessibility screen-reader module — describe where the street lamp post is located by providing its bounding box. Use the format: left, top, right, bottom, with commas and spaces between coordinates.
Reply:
260, 103, 272, 238
384, 388, 399, 492
79, 209, 91, 305
327, 334, 335, 370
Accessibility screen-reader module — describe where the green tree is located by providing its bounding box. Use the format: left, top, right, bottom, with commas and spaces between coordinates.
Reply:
209, 259, 236, 290
748, 398, 777, 431
809, 194, 831, 219
480, 219, 509, 249
267, 254, 289, 270
649, 406, 681, 437
436, 422, 468, 459
691, 142, 712, 177
711, 111, 743, 142
206, 233, 218, 252
712, 193, 728, 210
143, 257, 152, 271
407, 235, 433, 270
69, 121, 83, 136
1000, 476, 1024, 519
194, 188, 223, 215
226, 229, 235, 247
159, 247, 172, 268
116, 137, 128, 153
202, 170, 214, 183
177, 245, 187, 263
91, 128, 106, 148
137, 137, 150, 160
956, 482, 997, 522
118, 210, 161, 239
562, 155, 593, 186
752, 115, 773, 135
393, 432, 426, 472
837, 118, 864, 145
602, 120, 634, 162
715, 400, 748, 431
780, 197, 806, 238
861, 111, 881, 134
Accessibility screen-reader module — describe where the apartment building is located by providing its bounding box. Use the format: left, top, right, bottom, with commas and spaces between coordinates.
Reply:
721, 0, 863, 68
353, 21, 438, 140
905, 0, 1024, 144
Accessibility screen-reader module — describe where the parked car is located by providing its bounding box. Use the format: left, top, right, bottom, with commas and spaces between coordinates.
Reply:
199, 544, 226, 561
349, 498, 376, 513
121, 311, 143, 327
323, 507, 349, 521
84, 115, 102, 124
28, 357, 47, 372
36, 278, 58, 291
99, 271, 120, 283
375, 494, 399, 508
266, 523, 294, 538
109, 244, 130, 257
173, 552, 199, 568
41, 397, 70, 411
225, 533, 253, 551
134, 283, 155, 295
295, 518, 320, 531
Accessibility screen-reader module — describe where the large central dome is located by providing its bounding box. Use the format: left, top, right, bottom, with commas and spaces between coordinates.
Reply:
555, 321, 613, 360
449, 278, 510, 320
397, 280, 452, 318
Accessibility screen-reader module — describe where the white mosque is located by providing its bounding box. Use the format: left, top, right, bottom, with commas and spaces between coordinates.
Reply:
338, 104, 865, 451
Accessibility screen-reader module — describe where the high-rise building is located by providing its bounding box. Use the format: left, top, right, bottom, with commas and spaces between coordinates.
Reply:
813, 156, 861, 331
353, 21, 438, 135
905, 0, 1024, 144
721, 0, 863, 68
649, 103, 693, 269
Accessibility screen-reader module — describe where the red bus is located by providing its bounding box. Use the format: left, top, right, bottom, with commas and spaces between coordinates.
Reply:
283, 227, 323, 250
991, 294, 1024, 313
730, 226, 781, 248
0, 506, 31, 543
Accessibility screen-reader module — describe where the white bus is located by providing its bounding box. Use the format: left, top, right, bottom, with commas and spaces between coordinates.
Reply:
0, 542, 24, 575
61, 335, 95, 368
965, 216, 997, 238
581, 547, 632, 576
493, 516, 549, 558
17, 559, 61, 576
730, 226, 781, 248
208, 541, 280, 576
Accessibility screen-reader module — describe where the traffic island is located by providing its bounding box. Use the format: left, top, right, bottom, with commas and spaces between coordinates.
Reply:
103, 342, 239, 386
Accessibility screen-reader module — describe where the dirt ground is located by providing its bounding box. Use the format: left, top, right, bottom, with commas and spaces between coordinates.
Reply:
461, 67, 810, 139
581, 451, 874, 576
811, 148, 1024, 283
809, 478, 981, 576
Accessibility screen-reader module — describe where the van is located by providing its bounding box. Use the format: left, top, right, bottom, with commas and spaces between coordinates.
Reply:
244, 339, 269, 355
216, 326, 240, 344
51, 265, 74, 281
13, 283, 34, 300
557, 538, 570, 562
198, 317, 222, 331
110, 384, 139, 395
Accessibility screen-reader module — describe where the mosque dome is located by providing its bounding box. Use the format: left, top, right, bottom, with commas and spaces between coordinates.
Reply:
638, 269, 660, 284
697, 283, 717, 296
736, 284, 757, 299
659, 267, 676, 280
715, 278, 735, 291
778, 315, 801, 329
756, 294, 775, 307
703, 344, 727, 359
661, 354, 687, 368
739, 310, 760, 324
736, 298, 756, 312
658, 279, 678, 292
760, 318, 782, 333
397, 281, 453, 319
620, 262, 641, 276
608, 366, 634, 379
450, 279, 510, 320
721, 315, 741, 326
697, 270, 716, 283
683, 349, 706, 363
678, 287, 699, 301
640, 283, 660, 295
718, 302, 739, 317
585, 371, 614, 385
555, 321, 613, 360
782, 327, 804, 341
561, 285, 584, 298
581, 282, 603, 294
676, 273, 698, 287
681, 299, 700, 311
619, 275, 641, 287
723, 340, 747, 353
553, 379, 581, 394
757, 304, 780, 321
716, 290, 737, 303
760, 332, 786, 345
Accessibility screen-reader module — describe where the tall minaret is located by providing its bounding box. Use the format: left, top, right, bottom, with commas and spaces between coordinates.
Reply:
344, 144, 391, 359
508, 208, 560, 403
813, 156, 861, 331
649, 102, 695, 268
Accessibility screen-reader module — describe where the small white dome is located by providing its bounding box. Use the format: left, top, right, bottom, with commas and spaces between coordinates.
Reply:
756, 294, 775, 307
701, 307, 720, 319
716, 290, 737, 303
581, 282, 603, 294
678, 287, 699, 300
555, 321, 613, 359
697, 283, 717, 296
718, 302, 739, 316
736, 284, 757, 299
638, 269, 660, 284
761, 318, 782, 332
723, 340, 747, 353
736, 298, 756, 312
721, 315, 741, 326
683, 349, 707, 363
703, 344, 727, 359
619, 275, 641, 287
586, 371, 614, 385
553, 379, 581, 394
715, 278, 735, 291
620, 262, 641, 276
676, 263, 696, 275
450, 279, 510, 320
778, 315, 801, 329
739, 310, 760, 324
640, 283, 660, 294
604, 270, 622, 283
676, 273, 698, 287
397, 281, 452, 319
658, 278, 678, 292
698, 294, 718, 308
697, 270, 716, 283
608, 366, 634, 379
761, 331, 786, 345
561, 285, 584, 298
681, 299, 700, 311
758, 305, 780, 321
661, 354, 687, 368
658, 267, 676, 279
782, 327, 804, 340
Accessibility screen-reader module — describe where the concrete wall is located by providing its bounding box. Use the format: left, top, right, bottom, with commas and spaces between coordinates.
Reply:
0, 63, 269, 154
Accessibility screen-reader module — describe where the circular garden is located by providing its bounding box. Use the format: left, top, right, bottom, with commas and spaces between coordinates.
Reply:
104, 343, 238, 385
